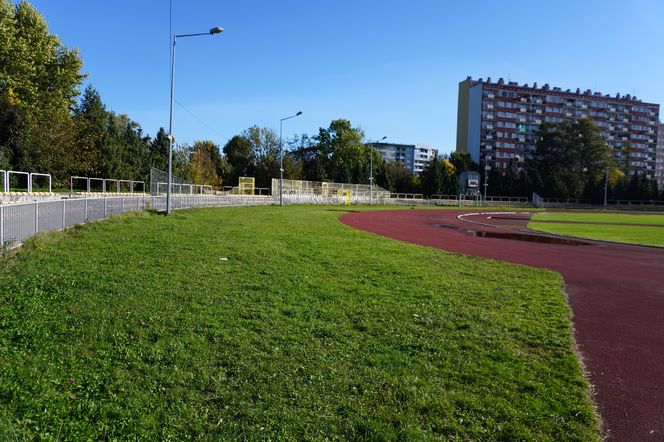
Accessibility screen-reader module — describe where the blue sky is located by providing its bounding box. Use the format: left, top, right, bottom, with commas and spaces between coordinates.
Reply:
27, 0, 664, 154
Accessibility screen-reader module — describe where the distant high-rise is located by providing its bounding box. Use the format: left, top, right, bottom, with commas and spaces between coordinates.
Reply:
456, 77, 660, 179
367, 143, 436, 175
656, 123, 664, 190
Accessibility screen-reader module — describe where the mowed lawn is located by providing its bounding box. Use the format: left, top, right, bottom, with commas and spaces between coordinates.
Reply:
531, 211, 664, 225
0, 206, 599, 440
529, 212, 664, 247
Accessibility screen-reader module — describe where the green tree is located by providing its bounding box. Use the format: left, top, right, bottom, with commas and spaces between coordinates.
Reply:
149, 128, 170, 172
282, 153, 303, 181
0, 0, 84, 111
0, 90, 29, 170
244, 125, 280, 159
184, 141, 222, 187
223, 135, 254, 186
529, 119, 611, 199
420, 154, 444, 196
0, 0, 84, 184
449, 152, 478, 174
314, 119, 366, 183
73, 86, 107, 176
377, 161, 416, 193
244, 126, 280, 188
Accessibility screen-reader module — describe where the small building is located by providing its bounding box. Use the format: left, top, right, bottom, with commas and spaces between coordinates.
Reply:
366, 143, 437, 174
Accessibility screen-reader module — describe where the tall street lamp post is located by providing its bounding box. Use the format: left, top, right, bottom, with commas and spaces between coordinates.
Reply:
279, 111, 303, 206
167, 26, 223, 215
369, 136, 387, 205
483, 164, 490, 202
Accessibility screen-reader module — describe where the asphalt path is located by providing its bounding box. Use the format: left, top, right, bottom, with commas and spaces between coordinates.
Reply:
340, 209, 664, 441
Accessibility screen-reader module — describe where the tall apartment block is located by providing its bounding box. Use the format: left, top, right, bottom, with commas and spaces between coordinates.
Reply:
456, 77, 660, 178
367, 143, 437, 174
656, 123, 664, 190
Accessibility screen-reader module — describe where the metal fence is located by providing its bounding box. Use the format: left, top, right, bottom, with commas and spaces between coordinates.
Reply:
273, 178, 391, 198
0, 194, 275, 249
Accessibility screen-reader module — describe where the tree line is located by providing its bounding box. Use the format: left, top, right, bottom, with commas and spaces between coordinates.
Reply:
1, 1, 660, 200
0, 1, 162, 188
481, 119, 662, 202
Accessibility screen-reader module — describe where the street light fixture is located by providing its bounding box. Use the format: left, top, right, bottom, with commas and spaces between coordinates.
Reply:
279, 111, 303, 206
166, 26, 224, 215
368, 136, 387, 205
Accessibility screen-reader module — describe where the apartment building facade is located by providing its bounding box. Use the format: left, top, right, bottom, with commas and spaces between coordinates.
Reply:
656, 123, 664, 190
367, 143, 437, 174
456, 77, 660, 178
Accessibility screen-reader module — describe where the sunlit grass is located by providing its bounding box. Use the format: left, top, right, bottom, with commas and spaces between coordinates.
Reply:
529, 221, 664, 247
1, 206, 599, 440
531, 212, 664, 226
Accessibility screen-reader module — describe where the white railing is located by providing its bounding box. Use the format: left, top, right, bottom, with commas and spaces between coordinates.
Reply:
0, 170, 53, 193
69, 176, 146, 194
156, 182, 213, 195
0, 194, 275, 249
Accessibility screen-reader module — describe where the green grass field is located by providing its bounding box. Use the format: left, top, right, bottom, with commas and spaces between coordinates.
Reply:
0, 206, 599, 440
529, 212, 664, 247
531, 212, 664, 226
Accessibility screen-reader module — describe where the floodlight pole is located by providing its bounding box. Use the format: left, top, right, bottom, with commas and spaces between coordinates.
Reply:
369, 136, 387, 205
167, 27, 223, 215
483, 164, 490, 202
279, 111, 303, 206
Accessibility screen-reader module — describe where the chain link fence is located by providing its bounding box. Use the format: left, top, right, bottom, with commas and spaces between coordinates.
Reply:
0, 194, 274, 249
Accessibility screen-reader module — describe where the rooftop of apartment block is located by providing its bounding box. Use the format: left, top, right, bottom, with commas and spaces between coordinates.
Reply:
464, 76, 659, 108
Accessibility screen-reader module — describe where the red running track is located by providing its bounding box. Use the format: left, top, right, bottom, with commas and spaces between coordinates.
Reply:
340, 209, 664, 442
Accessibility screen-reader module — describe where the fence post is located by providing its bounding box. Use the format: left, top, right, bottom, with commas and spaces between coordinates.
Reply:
62, 199, 66, 229
122, 197, 125, 213
35, 201, 39, 234
85, 198, 88, 222
104, 197, 107, 218
0, 205, 4, 247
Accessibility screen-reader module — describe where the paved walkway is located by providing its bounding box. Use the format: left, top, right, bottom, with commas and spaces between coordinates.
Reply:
340, 210, 664, 441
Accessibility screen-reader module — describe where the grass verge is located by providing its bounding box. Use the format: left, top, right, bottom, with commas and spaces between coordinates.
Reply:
0, 206, 599, 440
528, 221, 664, 247
531, 212, 664, 225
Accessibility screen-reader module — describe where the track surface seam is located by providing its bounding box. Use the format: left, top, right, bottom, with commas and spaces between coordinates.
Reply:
340, 209, 664, 442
